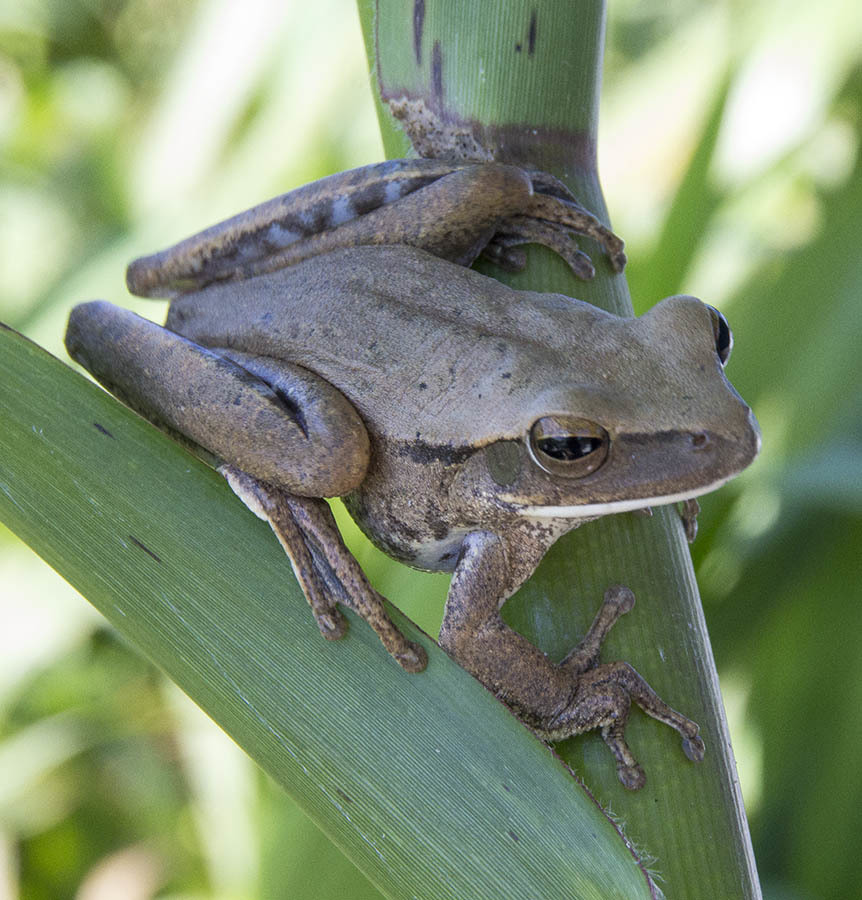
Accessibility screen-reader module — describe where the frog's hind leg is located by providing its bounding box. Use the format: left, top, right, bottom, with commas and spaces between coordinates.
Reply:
65, 301, 370, 497
126, 159, 624, 298
222, 467, 427, 673
65, 301, 425, 672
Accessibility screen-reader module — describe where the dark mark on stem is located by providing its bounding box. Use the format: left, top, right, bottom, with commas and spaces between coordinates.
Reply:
377, 89, 598, 172
431, 40, 443, 102
413, 0, 425, 65
335, 787, 353, 804
508, 830, 520, 842
93, 422, 115, 439
129, 534, 162, 563
528, 10, 537, 55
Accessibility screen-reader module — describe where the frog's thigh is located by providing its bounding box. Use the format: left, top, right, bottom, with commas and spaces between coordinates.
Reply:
346, 163, 534, 265
65, 301, 369, 496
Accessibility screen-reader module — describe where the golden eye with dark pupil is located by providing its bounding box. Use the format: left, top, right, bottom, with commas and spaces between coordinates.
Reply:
528, 416, 609, 477
707, 304, 733, 367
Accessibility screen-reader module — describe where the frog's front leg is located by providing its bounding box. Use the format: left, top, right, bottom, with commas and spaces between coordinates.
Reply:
125, 159, 625, 299
439, 531, 704, 789
65, 301, 425, 672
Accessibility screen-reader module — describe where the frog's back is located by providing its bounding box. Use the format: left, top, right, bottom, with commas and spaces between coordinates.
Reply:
166, 245, 612, 445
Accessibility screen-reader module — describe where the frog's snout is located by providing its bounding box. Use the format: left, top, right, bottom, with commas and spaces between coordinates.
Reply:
746, 406, 762, 456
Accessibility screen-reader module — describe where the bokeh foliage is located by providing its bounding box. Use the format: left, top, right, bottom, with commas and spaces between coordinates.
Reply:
1, 1, 860, 898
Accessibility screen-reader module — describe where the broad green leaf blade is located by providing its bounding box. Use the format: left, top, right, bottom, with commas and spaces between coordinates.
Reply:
0, 323, 654, 900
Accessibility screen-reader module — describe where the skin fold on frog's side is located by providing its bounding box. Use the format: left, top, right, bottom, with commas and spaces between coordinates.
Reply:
65, 159, 760, 789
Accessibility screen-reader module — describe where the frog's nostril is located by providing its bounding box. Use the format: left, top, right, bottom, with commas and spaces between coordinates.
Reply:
691, 432, 710, 450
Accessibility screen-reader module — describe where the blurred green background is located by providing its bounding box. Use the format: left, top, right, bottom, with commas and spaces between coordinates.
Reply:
0, 0, 860, 897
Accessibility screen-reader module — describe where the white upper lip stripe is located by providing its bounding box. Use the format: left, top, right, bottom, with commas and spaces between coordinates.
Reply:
519, 474, 736, 518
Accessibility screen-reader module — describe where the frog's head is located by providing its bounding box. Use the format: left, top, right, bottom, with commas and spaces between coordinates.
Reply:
456, 295, 760, 519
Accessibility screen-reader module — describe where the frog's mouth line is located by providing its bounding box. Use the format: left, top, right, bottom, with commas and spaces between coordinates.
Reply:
519, 474, 738, 518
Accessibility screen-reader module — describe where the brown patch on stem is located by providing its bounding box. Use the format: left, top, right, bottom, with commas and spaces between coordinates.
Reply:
385, 94, 595, 174
387, 97, 493, 160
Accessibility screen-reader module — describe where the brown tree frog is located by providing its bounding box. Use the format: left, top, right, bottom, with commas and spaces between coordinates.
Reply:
65, 159, 760, 789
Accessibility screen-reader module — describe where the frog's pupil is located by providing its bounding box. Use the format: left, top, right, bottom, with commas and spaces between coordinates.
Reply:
539, 435, 600, 460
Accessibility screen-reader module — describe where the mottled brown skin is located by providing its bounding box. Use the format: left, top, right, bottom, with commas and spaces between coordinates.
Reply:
65, 160, 760, 788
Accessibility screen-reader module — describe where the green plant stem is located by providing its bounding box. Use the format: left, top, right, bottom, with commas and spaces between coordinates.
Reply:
358, 1, 760, 896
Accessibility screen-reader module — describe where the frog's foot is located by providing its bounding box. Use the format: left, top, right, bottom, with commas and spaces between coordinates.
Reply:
542, 657, 704, 790
483, 217, 598, 280
282, 493, 428, 673
488, 195, 626, 279
221, 465, 348, 641
539, 587, 704, 788
481, 169, 627, 278
224, 466, 427, 673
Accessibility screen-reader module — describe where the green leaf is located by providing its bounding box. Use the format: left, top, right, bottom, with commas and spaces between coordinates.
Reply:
0, 323, 654, 899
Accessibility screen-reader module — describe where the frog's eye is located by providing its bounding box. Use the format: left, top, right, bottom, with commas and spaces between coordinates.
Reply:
528, 416, 609, 478
707, 305, 733, 367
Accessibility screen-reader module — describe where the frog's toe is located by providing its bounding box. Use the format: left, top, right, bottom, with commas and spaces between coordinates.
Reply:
395, 641, 428, 673
604, 584, 636, 615
481, 241, 527, 273
617, 762, 646, 791
317, 609, 348, 640
607, 243, 627, 273
525, 193, 627, 275
682, 733, 706, 763
563, 247, 596, 280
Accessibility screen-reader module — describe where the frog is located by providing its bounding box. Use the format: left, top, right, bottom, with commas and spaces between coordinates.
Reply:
64, 159, 760, 789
